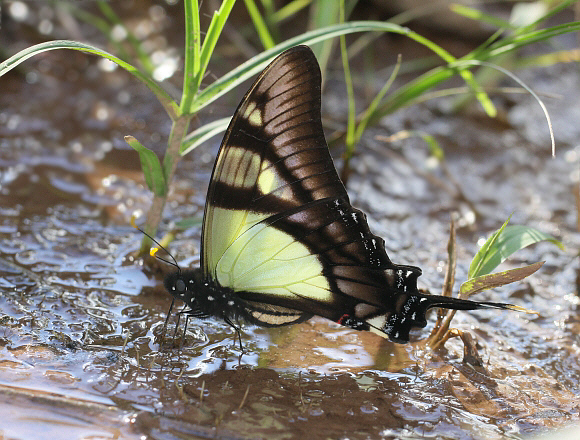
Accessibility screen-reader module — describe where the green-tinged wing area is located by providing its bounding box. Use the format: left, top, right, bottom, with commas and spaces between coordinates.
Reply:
209, 207, 330, 300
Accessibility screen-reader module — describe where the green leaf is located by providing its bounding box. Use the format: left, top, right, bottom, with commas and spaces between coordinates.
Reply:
0, 40, 178, 120
180, 117, 231, 156
469, 222, 563, 279
469, 216, 512, 279
460, 261, 544, 297
125, 136, 166, 196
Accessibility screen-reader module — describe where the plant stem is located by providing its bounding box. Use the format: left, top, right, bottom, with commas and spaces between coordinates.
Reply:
139, 115, 192, 255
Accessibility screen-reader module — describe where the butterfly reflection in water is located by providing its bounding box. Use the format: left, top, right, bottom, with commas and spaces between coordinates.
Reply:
160, 45, 523, 347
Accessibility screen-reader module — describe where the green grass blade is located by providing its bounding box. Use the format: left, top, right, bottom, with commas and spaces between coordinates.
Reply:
450, 3, 516, 30
403, 28, 495, 117
271, 0, 313, 23
339, 1, 356, 153
192, 0, 236, 97
513, 0, 577, 36
66, 6, 134, 63
191, 21, 480, 113
370, 65, 454, 124
308, 0, 341, 80
484, 22, 580, 59
371, 21, 580, 126
180, 0, 201, 111
180, 117, 232, 156
453, 59, 555, 157
0, 40, 179, 120
125, 136, 166, 196
243, 0, 276, 49
354, 54, 401, 143
97, 1, 155, 73
471, 225, 563, 278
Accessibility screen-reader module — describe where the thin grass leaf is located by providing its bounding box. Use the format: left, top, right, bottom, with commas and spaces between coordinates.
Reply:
402, 29, 495, 117
271, 0, 313, 24
354, 54, 401, 143
339, 1, 356, 152
244, 0, 276, 49
192, 0, 236, 96
191, 21, 484, 113
0, 40, 178, 120
125, 136, 166, 196
450, 4, 516, 30
373, 21, 580, 126
484, 22, 580, 59
453, 59, 555, 156
308, 0, 341, 78
513, 0, 577, 36
471, 225, 563, 278
97, 1, 155, 73
260, 0, 276, 17
460, 261, 545, 297
259, 0, 282, 43
180, 117, 231, 156
372, 64, 462, 126
180, 0, 201, 110
66, 6, 134, 63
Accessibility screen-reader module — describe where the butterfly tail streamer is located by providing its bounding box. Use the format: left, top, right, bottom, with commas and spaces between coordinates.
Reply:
379, 292, 529, 343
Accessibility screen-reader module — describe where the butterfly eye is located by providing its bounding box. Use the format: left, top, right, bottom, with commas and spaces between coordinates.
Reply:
175, 279, 186, 295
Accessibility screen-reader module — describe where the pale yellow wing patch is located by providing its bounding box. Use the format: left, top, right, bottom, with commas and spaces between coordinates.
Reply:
209, 206, 331, 303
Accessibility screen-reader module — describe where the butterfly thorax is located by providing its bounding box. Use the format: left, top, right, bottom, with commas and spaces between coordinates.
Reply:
163, 268, 311, 327
164, 268, 240, 322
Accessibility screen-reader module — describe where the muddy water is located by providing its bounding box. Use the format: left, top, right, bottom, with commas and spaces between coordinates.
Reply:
2, 4, 580, 440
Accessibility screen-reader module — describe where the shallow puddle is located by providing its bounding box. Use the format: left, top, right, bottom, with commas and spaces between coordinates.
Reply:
1, 3, 580, 439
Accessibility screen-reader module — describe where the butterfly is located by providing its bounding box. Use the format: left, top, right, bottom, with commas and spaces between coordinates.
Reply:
162, 45, 521, 345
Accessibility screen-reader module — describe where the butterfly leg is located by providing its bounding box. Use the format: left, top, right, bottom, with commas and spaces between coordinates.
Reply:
159, 298, 175, 348
181, 313, 192, 348
170, 303, 188, 348
224, 316, 244, 351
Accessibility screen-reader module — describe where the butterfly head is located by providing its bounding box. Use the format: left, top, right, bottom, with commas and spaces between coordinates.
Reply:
164, 271, 188, 301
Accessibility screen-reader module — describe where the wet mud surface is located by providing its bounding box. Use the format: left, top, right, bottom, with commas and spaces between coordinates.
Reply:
1, 2, 580, 439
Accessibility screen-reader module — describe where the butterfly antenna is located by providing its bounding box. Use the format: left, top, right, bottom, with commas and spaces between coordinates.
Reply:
131, 214, 181, 273
132, 214, 183, 349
